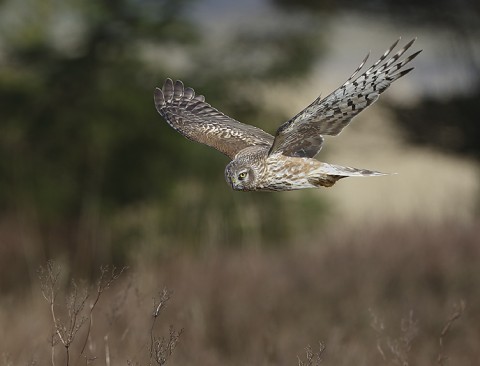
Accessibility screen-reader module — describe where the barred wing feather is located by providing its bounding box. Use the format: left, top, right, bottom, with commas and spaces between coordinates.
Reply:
155, 79, 274, 159
269, 38, 422, 158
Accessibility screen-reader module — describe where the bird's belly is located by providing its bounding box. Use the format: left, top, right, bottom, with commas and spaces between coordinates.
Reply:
257, 157, 322, 191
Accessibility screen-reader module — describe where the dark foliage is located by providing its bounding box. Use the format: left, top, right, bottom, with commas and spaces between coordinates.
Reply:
391, 86, 480, 159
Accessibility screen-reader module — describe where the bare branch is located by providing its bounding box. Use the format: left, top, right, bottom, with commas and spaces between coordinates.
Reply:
78, 266, 127, 363
297, 342, 325, 366
151, 326, 184, 366
149, 288, 172, 362
437, 301, 466, 366
39, 261, 127, 366
370, 309, 418, 366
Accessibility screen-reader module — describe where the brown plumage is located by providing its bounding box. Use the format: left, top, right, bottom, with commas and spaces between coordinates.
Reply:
154, 39, 421, 191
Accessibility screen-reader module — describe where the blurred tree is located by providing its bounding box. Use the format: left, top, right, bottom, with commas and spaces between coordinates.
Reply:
0, 0, 204, 281
272, 0, 480, 31
389, 91, 480, 159
0, 0, 197, 213
0, 0, 328, 285
271, 0, 480, 159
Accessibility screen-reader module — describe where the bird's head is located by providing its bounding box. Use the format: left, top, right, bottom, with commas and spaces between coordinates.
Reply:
225, 159, 256, 191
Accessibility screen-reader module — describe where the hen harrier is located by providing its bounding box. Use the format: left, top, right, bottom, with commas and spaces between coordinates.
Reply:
155, 38, 421, 191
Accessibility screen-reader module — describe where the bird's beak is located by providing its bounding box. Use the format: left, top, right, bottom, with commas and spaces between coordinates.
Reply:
229, 177, 242, 190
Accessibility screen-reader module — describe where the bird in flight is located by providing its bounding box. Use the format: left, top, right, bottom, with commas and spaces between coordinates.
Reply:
155, 38, 421, 192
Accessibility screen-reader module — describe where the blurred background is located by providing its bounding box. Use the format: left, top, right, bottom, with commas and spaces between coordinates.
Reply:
0, 0, 479, 365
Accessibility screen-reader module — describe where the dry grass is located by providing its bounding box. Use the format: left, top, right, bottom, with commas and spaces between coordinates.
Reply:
1, 220, 479, 365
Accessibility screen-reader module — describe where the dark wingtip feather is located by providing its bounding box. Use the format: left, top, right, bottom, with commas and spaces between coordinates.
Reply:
344, 51, 370, 85
390, 49, 422, 76
364, 38, 401, 75
402, 38, 417, 52
173, 80, 184, 98
154, 87, 165, 111
184, 86, 195, 100
409, 49, 423, 60
392, 67, 415, 81
162, 78, 174, 99
390, 37, 401, 50
402, 49, 422, 67
163, 78, 173, 89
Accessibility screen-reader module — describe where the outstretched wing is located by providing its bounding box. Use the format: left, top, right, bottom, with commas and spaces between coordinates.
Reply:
269, 38, 422, 158
155, 79, 274, 159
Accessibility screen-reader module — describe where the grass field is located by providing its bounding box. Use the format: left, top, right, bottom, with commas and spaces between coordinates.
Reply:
1, 219, 478, 365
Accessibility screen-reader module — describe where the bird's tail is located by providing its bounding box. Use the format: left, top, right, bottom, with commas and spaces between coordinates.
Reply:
308, 163, 388, 188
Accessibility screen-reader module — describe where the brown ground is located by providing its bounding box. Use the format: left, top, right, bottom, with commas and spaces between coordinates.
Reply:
1, 220, 479, 366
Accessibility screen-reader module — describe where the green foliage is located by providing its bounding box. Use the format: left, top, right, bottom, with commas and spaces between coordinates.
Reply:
0, 0, 198, 216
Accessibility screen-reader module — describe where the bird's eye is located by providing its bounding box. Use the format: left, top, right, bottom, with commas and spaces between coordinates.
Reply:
238, 172, 247, 180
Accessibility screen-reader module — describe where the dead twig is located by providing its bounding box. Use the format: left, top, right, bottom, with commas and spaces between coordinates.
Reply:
147, 288, 183, 366
77, 265, 127, 365
437, 301, 465, 366
39, 261, 126, 366
297, 342, 325, 366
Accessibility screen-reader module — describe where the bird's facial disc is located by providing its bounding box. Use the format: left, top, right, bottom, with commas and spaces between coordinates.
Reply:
225, 163, 252, 191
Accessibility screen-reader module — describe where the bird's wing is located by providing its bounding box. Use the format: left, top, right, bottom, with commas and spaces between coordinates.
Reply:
269, 38, 422, 158
155, 79, 274, 160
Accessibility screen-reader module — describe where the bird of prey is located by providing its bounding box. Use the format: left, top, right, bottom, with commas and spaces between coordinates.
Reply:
154, 38, 421, 191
